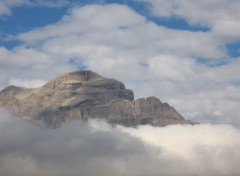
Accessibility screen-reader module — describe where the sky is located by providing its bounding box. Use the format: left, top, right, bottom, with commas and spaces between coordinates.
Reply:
1, 0, 240, 175
0, 0, 240, 126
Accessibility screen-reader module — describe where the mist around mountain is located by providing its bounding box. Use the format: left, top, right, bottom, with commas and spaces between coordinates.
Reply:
0, 108, 240, 176
0, 71, 239, 176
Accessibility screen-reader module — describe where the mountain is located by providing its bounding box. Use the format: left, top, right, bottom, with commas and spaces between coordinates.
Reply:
0, 70, 195, 127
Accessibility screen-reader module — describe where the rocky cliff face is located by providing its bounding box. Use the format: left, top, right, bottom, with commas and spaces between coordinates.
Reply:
0, 70, 194, 127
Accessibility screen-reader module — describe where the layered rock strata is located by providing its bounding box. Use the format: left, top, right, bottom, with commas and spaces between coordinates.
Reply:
0, 70, 194, 127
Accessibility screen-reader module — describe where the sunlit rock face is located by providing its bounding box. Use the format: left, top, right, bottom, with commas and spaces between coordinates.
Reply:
0, 70, 194, 127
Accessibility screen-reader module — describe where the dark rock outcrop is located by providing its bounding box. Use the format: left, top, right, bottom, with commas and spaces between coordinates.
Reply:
0, 70, 194, 127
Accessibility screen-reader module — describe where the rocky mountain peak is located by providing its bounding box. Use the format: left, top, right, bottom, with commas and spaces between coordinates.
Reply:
0, 70, 195, 127
50, 70, 103, 84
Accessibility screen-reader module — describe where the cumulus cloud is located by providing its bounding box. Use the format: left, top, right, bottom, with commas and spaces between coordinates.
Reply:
0, 46, 75, 90
18, 4, 146, 42
0, 109, 240, 176
17, 4, 224, 60
140, 0, 240, 39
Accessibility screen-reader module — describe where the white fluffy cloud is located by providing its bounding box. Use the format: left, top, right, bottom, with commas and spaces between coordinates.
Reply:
121, 124, 240, 175
0, 3, 239, 126
18, 4, 146, 42
18, 4, 225, 60
140, 0, 240, 39
1, 110, 240, 176
0, 46, 75, 89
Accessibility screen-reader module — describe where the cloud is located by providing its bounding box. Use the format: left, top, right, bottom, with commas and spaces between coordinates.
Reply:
17, 4, 224, 60
0, 0, 28, 16
149, 55, 195, 81
17, 4, 146, 42
0, 109, 240, 176
0, 0, 75, 17
0, 46, 75, 89
9, 78, 45, 88
30, 0, 73, 8
140, 0, 240, 39
121, 124, 240, 175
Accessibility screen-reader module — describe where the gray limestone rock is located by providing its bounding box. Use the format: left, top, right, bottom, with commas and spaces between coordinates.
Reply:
0, 70, 195, 127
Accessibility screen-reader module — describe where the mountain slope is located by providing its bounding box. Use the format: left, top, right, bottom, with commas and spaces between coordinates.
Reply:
0, 70, 194, 127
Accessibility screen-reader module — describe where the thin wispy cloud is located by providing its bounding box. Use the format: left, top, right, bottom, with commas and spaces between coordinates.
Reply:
0, 0, 75, 16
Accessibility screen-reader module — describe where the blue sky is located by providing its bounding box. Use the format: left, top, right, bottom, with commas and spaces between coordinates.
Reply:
0, 0, 240, 126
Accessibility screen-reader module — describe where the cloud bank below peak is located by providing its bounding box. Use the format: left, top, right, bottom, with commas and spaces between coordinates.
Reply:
0, 109, 240, 176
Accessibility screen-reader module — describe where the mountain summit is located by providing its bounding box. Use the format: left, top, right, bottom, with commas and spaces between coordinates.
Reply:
0, 70, 194, 127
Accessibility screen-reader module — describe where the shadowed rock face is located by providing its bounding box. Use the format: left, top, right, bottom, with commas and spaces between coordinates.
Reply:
0, 70, 195, 127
